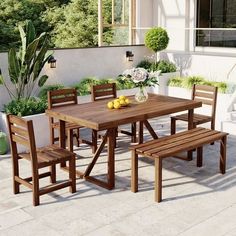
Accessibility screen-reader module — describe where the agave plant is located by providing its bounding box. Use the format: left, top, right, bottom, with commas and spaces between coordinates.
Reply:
1, 20, 53, 100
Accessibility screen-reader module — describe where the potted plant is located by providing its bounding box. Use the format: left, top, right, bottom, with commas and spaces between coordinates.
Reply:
0, 20, 53, 151
143, 27, 180, 95
0, 131, 8, 155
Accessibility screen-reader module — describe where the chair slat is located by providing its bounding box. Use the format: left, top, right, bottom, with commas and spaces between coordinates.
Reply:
12, 134, 30, 147
11, 125, 28, 137
194, 97, 213, 106
195, 91, 214, 99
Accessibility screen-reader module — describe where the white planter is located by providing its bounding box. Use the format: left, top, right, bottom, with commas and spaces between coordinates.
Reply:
0, 112, 50, 153
150, 71, 180, 95
166, 86, 233, 130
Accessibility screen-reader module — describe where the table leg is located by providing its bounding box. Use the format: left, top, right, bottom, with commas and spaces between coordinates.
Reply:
187, 109, 194, 160
84, 128, 116, 190
107, 128, 116, 189
59, 120, 67, 167
138, 121, 144, 144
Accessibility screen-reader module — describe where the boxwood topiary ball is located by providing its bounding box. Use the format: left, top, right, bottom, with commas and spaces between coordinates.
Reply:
145, 27, 169, 53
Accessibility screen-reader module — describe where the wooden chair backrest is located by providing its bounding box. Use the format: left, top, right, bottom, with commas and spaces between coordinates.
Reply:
192, 84, 218, 120
91, 83, 117, 101
7, 114, 37, 163
47, 88, 78, 109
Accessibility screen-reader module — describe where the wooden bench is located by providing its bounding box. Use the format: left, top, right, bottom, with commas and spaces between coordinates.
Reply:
130, 127, 228, 203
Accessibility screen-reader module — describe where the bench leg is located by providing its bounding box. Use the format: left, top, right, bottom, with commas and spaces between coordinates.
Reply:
220, 136, 227, 174
197, 146, 203, 167
155, 158, 162, 203
131, 151, 138, 193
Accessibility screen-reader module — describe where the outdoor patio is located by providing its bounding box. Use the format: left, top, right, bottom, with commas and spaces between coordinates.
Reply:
0, 116, 236, 236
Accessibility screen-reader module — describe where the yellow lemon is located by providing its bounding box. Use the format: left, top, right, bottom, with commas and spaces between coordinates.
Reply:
113, 99, 120, 103
119, 99, 126, 106
119, 95, 126, 100
107, 101, 114, 109
113, 101, 121, 109
125, 98, 130, 105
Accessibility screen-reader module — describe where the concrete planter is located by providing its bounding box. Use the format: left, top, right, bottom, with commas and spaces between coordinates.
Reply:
0, 112, 50, 153
150, 71, 180, 95
166, 86, 233, 130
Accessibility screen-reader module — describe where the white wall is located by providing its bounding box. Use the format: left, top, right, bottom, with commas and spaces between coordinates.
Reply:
160, 51, 236, 83
0, 46, 152, 109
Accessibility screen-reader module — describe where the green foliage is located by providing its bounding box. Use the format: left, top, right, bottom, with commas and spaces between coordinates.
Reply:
136, 60, 177, 73
144, 27, 169, 53
38, 84, 65, 99
0, 0, 67, 51
156, 60, 177, 73
4, 97, 47, 116
43, 0, 113, 48
167, 77, 183, 87
168, 76, 229, 93
136, 60, 152, 70
1, 20, 52, 100
72, 76, 135, 96
182, 76, 205, 89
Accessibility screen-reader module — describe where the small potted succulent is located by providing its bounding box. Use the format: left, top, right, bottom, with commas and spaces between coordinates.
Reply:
0, 131, 8, 155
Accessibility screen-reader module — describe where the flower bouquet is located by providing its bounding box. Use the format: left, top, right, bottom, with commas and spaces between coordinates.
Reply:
121, 68, 161, 102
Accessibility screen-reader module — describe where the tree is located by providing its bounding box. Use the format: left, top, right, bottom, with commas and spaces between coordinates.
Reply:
0, 0, 68, 51
43, 0, 112, 48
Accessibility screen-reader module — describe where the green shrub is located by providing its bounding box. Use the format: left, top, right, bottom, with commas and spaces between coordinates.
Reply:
156, 60, 177, 73
167, 77, 183, 87
145, 27, 169, 53
72, 77, 100, 95
137, 60, 177, 73
168, 76, 229, 93
136, 60, 153, 70
38, 84, 65, 99
4, 98, 47, 116
182, 76, 205, 89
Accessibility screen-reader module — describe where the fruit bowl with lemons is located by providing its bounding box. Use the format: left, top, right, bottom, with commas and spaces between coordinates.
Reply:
107, 95, 131, 109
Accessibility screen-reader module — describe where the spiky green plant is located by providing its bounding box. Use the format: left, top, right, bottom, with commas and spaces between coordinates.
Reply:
0, 20, 53, 100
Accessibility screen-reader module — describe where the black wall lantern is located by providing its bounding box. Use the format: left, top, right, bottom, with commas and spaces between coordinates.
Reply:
48, 56, 57, 68
126, 51, 134, 62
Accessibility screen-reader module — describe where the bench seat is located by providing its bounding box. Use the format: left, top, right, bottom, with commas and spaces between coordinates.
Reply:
130, 127, 228, 203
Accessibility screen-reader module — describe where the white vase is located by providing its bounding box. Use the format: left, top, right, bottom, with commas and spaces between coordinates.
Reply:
135, 86, 148, 103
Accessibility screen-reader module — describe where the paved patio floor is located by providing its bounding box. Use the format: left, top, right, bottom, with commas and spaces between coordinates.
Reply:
0, 117, 236, 236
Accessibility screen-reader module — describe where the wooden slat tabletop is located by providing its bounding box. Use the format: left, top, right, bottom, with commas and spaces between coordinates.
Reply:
46, 94, 202, 131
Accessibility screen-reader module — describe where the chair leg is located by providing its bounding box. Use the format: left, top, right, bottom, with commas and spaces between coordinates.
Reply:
171, 117, 176, 135
69, 155, 76, 193
92, 130, 98, 154
210, 122, 215, 145
50, 126, 55, 145
131, 150, 138, 193
76, 128, 80, 147
131, 122, 137, 143
32, 169, 40, 206
50, 165, 56, 183
155, 158, 162, 203
220, 136, 227, 174
68, 130, 74, 152
12, 157, 20, 194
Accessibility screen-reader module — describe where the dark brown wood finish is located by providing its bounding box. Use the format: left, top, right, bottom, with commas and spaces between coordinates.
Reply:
7, 114, 76, 206
46, 93, 202, 189
130, 127, 228, 203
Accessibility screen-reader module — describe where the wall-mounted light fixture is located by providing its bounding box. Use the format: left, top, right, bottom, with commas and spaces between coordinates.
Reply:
126, 51, 134, 62
48, 56, 57, 68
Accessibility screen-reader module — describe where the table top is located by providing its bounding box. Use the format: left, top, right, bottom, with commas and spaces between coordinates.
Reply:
46, 94, 202, 131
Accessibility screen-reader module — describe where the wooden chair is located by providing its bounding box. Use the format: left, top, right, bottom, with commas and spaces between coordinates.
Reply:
48, 88, 94, 152
171, 84, 218, 135
91, 83, 137, 149
7, 114, 76, 206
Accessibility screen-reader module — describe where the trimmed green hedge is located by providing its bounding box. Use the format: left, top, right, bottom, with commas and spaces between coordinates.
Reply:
168, 76, 229, 93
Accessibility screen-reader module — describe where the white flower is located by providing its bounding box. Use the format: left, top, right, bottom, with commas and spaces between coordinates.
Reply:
149, 70, 161, 79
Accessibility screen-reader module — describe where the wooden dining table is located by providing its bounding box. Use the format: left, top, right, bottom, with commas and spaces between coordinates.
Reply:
46, 93, 202, 190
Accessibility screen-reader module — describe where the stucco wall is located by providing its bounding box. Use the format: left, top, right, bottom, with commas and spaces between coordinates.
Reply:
0, 45, 152, 109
